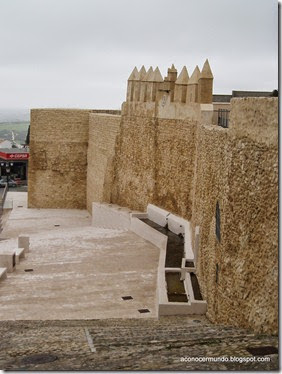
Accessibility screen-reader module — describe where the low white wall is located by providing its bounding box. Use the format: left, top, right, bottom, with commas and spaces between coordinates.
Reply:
90, 201, 206, 317
130, 217, 167, 250
92, 202, 132, 230
147, 204, 170, 227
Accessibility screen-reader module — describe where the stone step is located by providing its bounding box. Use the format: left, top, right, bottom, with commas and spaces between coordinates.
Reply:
88, 326, 254, 340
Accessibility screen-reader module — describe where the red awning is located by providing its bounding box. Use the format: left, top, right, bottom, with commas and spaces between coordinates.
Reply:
0, 151, 29, 160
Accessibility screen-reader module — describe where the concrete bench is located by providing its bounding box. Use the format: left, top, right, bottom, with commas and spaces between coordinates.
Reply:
18, 236, 30, 253
0, 267, 7, 281
0, 250, 16, 273
15, 247, 25, 264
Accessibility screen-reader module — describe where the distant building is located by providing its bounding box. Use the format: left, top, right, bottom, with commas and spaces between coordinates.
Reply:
213, 90, 276, 103
212, 90, 277, 126
0, 148, 29, 183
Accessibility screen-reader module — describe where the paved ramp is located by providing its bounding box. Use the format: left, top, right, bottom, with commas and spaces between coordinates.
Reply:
0, 193, 159, 319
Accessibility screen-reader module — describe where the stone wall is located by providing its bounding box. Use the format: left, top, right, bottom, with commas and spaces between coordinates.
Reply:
28, 109, 91, 209
191, 98, 278, 334
111, 113, 198, 217
87, 113, 121, 212
154, 119, 197, 218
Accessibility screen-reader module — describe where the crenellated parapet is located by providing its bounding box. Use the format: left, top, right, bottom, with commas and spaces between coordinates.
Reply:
125, 59, 213, 106
126, 65, 164, 103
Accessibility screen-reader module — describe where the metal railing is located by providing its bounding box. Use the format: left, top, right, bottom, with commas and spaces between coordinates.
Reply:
215, 109, 230, 128
0, 183, 8, 232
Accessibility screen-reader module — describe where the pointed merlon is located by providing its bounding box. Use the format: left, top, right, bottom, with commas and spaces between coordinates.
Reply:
134, 69, 140, 81
153, 67, 163, 82
175, 66, 189, 84
139, 65, 147, 80
145, 66, 154, 81
188, 65, 200, 84
169, 63, 177, 72
200, 59, 213, 79
128, 66, 138, 81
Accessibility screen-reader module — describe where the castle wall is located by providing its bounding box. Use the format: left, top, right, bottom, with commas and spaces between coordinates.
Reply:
191, 98, 278, 334
28, 109, 91, 209
87, 113, 121, 212
27, 64, 278, 334
154, 118, 197, 218
110, 101, 200, 216
111, 115, 157, 211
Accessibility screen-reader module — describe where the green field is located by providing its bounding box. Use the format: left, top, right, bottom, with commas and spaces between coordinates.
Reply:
0, 122, 29, 144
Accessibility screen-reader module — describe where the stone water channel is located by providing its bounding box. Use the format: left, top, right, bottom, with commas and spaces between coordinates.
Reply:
140, 218, 202, 303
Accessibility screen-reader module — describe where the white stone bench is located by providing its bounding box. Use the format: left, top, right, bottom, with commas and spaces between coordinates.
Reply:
0, 267, 7, 281
0, 250, 16, 272
18, 235, 30, 253
15, 247, 25, 264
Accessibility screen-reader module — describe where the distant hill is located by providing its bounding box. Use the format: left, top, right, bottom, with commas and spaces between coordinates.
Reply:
0, 122, 29, 144
0, 108, 30, 122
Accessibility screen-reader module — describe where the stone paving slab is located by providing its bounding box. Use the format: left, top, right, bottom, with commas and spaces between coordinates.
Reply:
0, 318, 278, 371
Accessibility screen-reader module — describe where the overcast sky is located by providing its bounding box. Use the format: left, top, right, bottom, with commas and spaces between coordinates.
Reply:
0, 0, 278, 110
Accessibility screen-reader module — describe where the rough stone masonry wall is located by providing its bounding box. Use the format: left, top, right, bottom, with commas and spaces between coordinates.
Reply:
111, 115, 157, 211
111, 115, 197, 217
87, 113, 121, 212
191, 98, 278, 334
28, 109, 91, 209
154, 119, 197, 219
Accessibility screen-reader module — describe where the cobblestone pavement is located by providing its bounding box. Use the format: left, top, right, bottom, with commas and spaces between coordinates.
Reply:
0, 317, 278, 371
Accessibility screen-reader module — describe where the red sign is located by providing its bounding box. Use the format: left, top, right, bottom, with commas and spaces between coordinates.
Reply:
0, 151, 29, 160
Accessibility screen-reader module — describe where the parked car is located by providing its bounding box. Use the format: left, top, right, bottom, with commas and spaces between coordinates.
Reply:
8, 179, 17, 188
0, 178, 17, 188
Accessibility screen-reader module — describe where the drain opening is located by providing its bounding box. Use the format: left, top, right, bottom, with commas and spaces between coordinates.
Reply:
24, 269, 34, 272
193, 320, 201, 323
122, 296, 133, 300
138, 309, 150, 313
17, 205, 23, 208
246, 346, 278, 356
21, 353, 58, 365
54, 225, 60, 227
